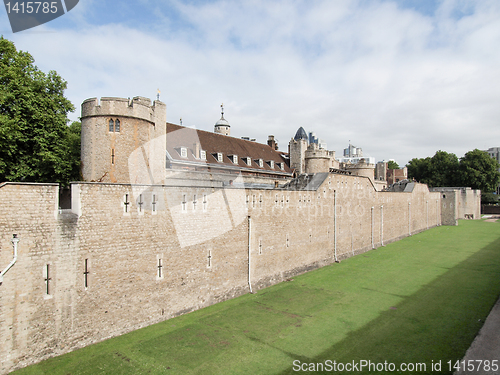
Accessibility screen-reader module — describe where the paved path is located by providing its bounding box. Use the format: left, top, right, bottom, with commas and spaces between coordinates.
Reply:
455, 296, 500, 375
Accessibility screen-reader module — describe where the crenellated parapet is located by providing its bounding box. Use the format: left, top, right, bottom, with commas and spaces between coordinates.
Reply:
81, 96, 166, 126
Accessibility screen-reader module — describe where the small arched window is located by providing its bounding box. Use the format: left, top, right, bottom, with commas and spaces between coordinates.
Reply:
115, 119, 120, 132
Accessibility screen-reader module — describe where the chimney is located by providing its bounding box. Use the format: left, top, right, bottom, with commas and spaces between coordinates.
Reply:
268, 135, 278, 150
193, 142, 200, 159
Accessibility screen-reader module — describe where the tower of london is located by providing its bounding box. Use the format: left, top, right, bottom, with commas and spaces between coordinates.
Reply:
0, 96, 480, 374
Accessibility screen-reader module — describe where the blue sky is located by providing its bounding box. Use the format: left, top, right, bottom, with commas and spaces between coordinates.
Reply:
2, 0, 500, 165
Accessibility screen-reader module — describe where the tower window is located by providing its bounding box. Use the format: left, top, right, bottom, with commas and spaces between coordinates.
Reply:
109, 118, 121, 132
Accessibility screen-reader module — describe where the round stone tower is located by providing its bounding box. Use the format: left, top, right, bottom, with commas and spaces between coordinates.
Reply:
81, 96, 167, 183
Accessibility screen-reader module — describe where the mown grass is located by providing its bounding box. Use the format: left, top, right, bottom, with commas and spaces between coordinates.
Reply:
12, 220, 500, 374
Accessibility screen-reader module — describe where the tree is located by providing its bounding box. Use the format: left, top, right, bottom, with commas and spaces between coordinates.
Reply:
407, 156, 432, 185
407, 151, 460, 187
67, 121, 82, 181
458, 149, 500, 192
387, 160, 399, 169
428, 150, 460, 187
407, 149, 500, 192
0, 37, 78, 185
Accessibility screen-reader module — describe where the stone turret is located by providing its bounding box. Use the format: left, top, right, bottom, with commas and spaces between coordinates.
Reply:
289, 127, 308, 174
342, 158, 376, 181
81, 96, 167, 183
305, 143, 338, 173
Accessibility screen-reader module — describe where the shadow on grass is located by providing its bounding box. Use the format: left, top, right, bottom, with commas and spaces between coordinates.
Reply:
276, 236, 500, 374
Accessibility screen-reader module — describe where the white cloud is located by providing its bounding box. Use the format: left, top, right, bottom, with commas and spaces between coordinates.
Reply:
5, 0, 500, 165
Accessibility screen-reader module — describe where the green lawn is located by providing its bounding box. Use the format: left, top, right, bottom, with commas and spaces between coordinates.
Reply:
13, 220, 500, 374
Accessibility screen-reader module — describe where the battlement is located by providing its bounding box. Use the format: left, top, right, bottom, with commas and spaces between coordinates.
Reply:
81, 96, 166, 125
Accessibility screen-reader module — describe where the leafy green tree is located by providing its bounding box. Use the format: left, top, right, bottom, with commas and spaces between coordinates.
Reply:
458, 149, 500, 192
481, 192, 500, 205
428, 150, 460, 187
387, 160, 399, 169
408, 151, 460, 187
67, 121, 81, 181
407, 156, 432, 185
0, 36, 78, 185
407, 149, 500, 192
407, 151, 459, 187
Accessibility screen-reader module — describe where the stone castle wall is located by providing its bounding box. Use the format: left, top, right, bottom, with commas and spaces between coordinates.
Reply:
431, 187, 482, 225
0, 175, 446, 374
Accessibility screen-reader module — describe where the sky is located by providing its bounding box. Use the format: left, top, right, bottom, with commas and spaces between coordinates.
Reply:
2, 0, 500, 166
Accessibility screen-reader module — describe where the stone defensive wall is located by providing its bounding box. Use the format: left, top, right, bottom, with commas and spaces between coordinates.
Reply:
0, 175, 443, 373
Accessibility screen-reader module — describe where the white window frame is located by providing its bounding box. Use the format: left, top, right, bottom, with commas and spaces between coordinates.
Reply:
217, 153, 223, 162
180, 147, 188, 158
200, 150, 206, 160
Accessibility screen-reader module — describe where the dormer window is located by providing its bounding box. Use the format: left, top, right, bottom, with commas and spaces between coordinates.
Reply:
200, 150, 206, 160
245, 157, 252, 166
180, 147, 188, 158
266, 160, 274, 169
229, 155, 238, 164
212, 152, 224, 162
278, 162, 284, 170
255, 159, 264, 168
